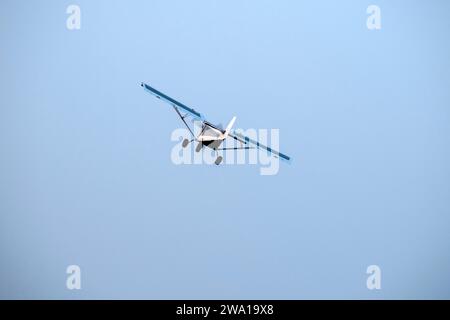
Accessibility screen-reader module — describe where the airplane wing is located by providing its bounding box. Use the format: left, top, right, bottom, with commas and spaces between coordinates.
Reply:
141, 82, 203, 120
228, 131, 292, 163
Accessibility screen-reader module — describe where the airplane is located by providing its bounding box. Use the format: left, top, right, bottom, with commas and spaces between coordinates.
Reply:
141, 82, 291, 165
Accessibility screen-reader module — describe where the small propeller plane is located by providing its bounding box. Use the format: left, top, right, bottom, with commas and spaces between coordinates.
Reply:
141, 82, 291, 165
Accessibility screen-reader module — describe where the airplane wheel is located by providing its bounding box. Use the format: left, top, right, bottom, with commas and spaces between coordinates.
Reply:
182, 139, 189, 148
215, 156, 223, 165
196, 143, 203, 153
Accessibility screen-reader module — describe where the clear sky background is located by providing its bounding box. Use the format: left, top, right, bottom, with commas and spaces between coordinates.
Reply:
1, 0, 450, 299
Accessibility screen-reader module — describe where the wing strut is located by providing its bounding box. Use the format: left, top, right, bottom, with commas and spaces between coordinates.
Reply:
173, 106, 196, 139
216, 147, 253, 151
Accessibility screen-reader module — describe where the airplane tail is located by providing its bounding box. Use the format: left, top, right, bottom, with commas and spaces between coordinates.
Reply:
222, 116, 236, 139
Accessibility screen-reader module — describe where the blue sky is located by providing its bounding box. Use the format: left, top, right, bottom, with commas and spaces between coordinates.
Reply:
1, 0, 450, 299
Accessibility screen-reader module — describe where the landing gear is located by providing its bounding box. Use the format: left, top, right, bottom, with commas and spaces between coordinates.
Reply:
215, 156, 223, 165
182, 139, 190, 148
194, 142, 223, 165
